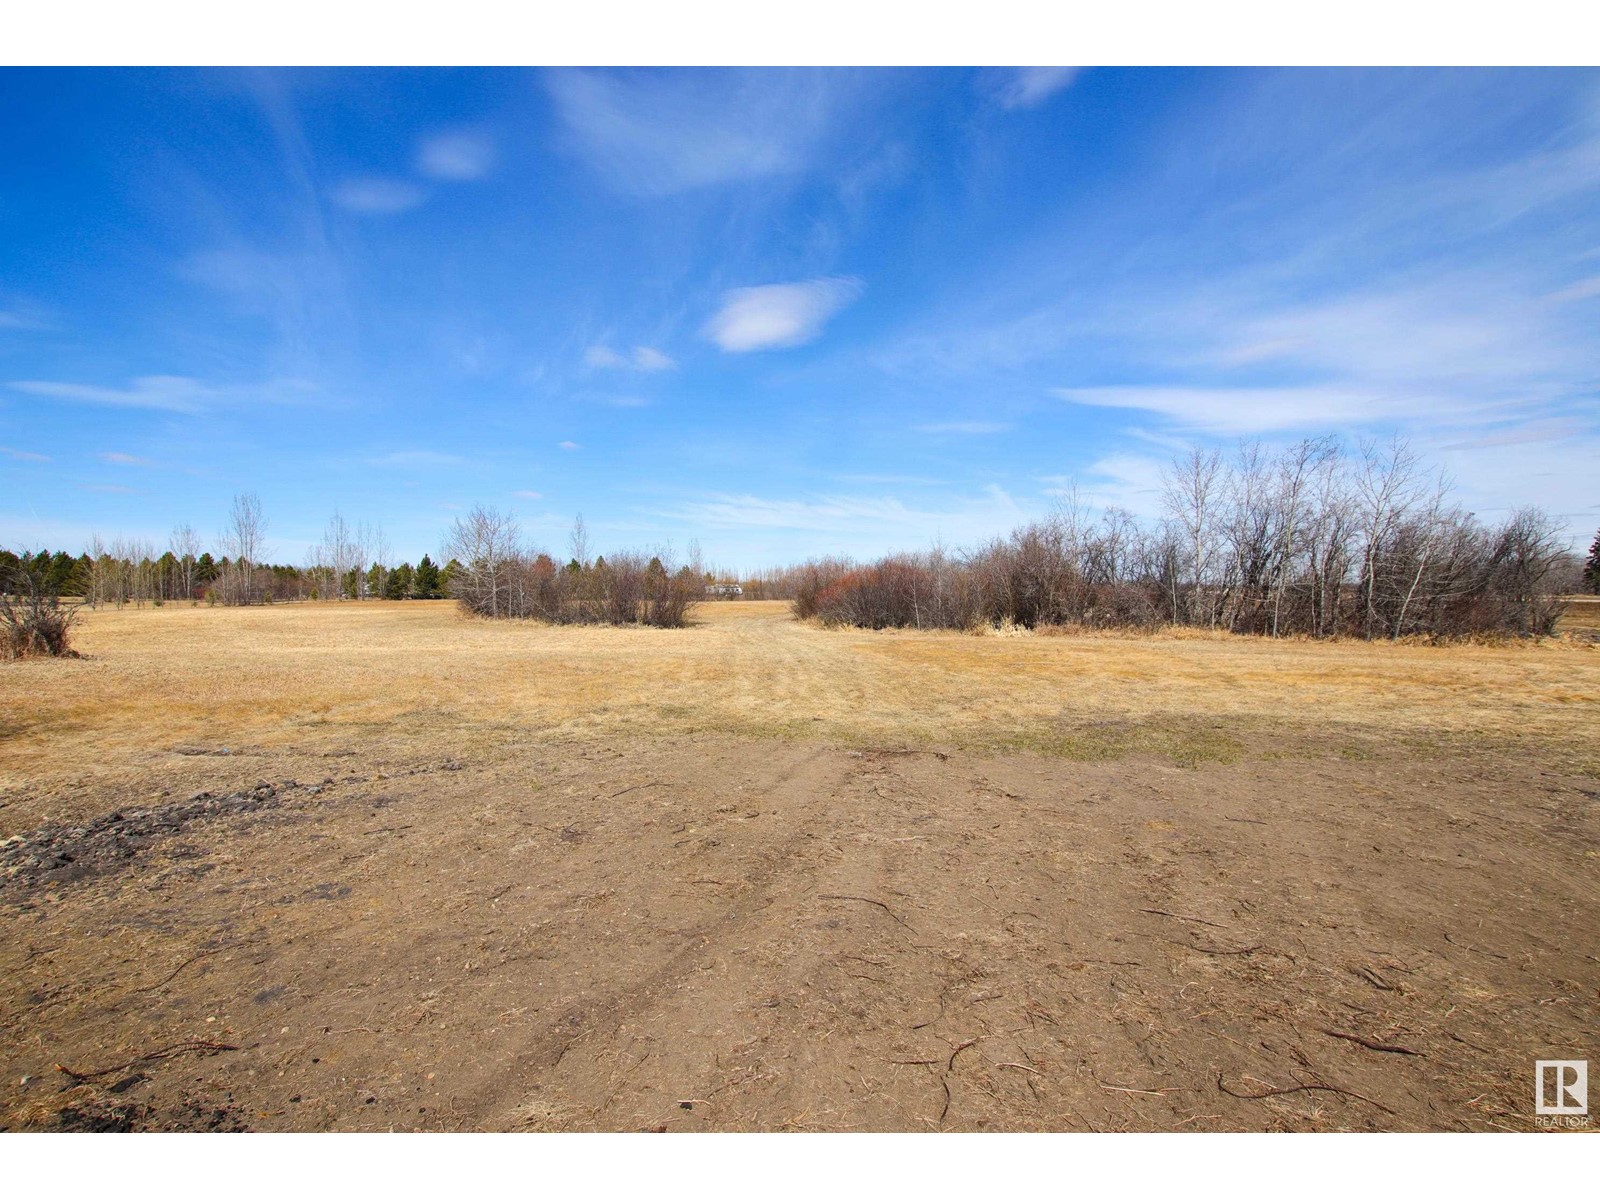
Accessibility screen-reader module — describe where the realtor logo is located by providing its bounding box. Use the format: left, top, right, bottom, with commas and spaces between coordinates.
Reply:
1535, 1061, 1587, 1116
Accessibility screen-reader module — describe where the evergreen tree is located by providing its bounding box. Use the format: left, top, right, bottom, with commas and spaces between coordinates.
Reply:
46, 551, 76, 594
413, 554, 441, 599
440, 559, 464, 596
195, 552, 218, 584
365, 561, 384, 598
385, 562, 414, 599
1585, 529, 1600, 595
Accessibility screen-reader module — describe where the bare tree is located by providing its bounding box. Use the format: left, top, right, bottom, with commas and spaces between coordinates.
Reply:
1162, 447, 1223, 626
1355, 436, 1420, 637
170, 523, 201, 602
569, 515, 590, 569
220, 493, 268, 605
445, 506, 521, 618
318, 511, 362, 600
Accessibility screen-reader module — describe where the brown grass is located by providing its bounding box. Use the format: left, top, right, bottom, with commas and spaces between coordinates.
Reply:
4, 600, 1597, 803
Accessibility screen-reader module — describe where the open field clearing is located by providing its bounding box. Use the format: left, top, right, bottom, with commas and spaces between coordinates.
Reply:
1, 601, 1596, 1131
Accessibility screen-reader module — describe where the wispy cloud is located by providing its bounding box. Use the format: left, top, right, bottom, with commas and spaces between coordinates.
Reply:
512, 489, 543, 500
9, 375, 215, 413
367, 450, 465, 467
1, 446, 51, 463
546, 68, 849, 195
9, 375, 317, 415
97, 451, 155, 467
416, 131, 495, 181
584, 344, 676, 372
80, 483, 141, 495
329, 177, 427, 214
654, 485, 1030, 551
915, 421, 1012, 435
1055, 385, 1388, 435
987, 67, 1081, 110
558, 440, 580, 451
1546, 275, 1600, 304
704, 278, 862, 353
1042, 453, 1168, 519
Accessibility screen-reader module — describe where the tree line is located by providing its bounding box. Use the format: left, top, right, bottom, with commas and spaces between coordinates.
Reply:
443, 510, 701, 627
778, 437, 1586, 640
4, 436, 1594, 645
1, 493, 459, 608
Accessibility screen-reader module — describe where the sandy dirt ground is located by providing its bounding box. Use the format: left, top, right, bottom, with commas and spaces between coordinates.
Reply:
1, 602, 1596, 1131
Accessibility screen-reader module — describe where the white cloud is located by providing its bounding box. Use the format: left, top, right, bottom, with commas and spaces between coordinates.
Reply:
584, 345, 627, 369
585, 344, 676, 372
545, 68, 845, 195
630, 346, 675, 371
8, 375, 216, 413
558, 440, 580, 451
704, 278, 862, 353
1055, 385, 1387, 435
329, 177, 427, 214
1, 446, 50, 463
416, 131, 495, 181
654, 485, 1030, 554
990, 67, 1081, 110
81, 483, 141, 495
367, 450, 465, 467
97, 451, 154, 467
1042, 453, 1169, 520
512, 489, 543, 500
915, 421, 1011, 435
1545, 275, 1600, 304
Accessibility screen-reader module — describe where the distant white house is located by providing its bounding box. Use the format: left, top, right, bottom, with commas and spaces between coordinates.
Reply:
704, 583, 743, 598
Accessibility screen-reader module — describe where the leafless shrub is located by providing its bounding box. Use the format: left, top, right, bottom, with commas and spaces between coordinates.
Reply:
788, 437, 1572, 641
1, 555, 80, 660
448, 513, 699, 628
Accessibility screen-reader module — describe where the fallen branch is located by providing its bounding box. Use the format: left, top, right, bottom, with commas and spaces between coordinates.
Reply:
1224, 817, 1267, 825
1141, 909, 1228, 929
57, 1039, 239, 1082
608, 781, 658, 799
1216, 1072, 1395, 1115
819, 893, 912, 929
946, 1037, 983, 1072
1163, 938, 1262, 957
1321, 1028, 1426, 1057
1443, 931, 1509, 961
129, 948, 219, 995
1350, 965, 1399, 991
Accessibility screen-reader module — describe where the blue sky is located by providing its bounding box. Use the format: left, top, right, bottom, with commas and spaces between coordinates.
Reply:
2, 66, 1598, 567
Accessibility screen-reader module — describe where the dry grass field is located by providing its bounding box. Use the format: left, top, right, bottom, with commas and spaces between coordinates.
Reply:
1, 600, 1596, 1131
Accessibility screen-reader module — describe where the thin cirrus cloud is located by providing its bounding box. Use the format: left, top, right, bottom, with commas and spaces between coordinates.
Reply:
97, 451, 154, 467
8, 375, 216, 413
915, 421, 1012, 435
703, 277, 862, 353
558, 441, 580, 451
988, 66, 1081, 110
366, 450, 466, 468
1054, 385, 1390, 435
545, 68, 845, 195
584, 345, 676, 372
512, 489, 544, 500
2, 446, 51, 462
9, 375, 319, 414
329, 177, 428, 214
416, 131, 496, 181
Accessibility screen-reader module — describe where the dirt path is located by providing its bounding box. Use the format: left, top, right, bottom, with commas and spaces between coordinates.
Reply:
3, 729, 1594, 1132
